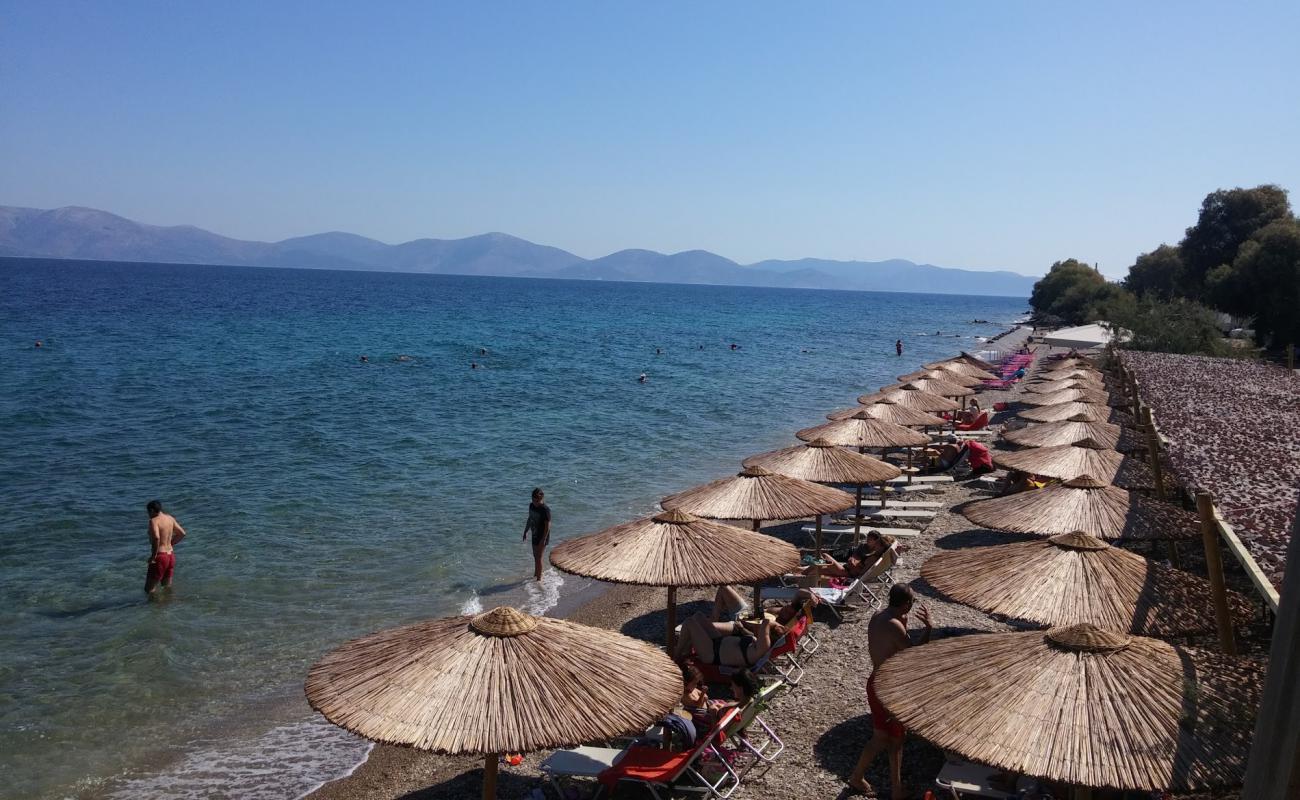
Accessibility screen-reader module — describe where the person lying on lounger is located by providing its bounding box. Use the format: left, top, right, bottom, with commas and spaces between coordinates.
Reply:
674, 611, 787, 668
801, 532, 894, 579
997, 470, 1053, 496
709, 585, 751, 622
921, 437, 969, 473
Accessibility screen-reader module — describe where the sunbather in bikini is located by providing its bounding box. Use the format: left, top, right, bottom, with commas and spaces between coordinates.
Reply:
803, 532, 893, 579
674, 612, 786, 668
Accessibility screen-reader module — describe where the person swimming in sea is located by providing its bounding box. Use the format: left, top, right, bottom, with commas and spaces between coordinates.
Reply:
479, 347, 488, 355
34, 340, 43, 349
359, 355, 369, 363
656, 348, 662, 355
730, 343, 739, 351
471, 362, 479, 369
638, 372, 648, 383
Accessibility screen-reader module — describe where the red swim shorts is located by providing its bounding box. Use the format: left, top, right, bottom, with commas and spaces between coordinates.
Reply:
147, 552, 175, 586
866, 672, 905, 739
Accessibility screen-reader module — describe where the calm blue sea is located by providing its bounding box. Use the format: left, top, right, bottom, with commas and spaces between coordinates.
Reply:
0, 258, 1026, 799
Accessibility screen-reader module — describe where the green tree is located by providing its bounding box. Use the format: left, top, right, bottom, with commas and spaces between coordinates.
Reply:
1124, 244, 1183, 299
1102, 296, 1236, 356
1215, 219, 1300, 347
1029, 259, 1108, 324
1180, 185, 1292, 296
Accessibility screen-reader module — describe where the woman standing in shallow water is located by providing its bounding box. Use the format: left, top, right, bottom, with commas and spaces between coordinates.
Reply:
522, 487, 551, 581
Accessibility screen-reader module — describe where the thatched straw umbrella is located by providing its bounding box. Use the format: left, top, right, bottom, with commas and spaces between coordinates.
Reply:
825, 401, 948, 427
1024, 378, 1105, 395
1020, 387, 1112, 406
993, 439, 1136, 485
1002, 417, 1145, 452
744, 438, 902, 545
796, 414, 931, 451
882, 378, 976, 398
945, 351, 999, 371
1039, 368, 1103, 383
550, 509, 799, 648
960, 475, 1200, 540
306, 606, 681, 800
873, 624, 1263, 792
923, 359, 998, 381
1003, 419, 1123, 449
920, 531, 1251, 636
858, 388, 960, 413
897, 368, 983, 387
661, 466, 855, 531
1019, 401, 1136, 426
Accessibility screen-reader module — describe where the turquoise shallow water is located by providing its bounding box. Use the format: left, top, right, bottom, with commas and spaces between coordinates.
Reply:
0, 258, 1026, 798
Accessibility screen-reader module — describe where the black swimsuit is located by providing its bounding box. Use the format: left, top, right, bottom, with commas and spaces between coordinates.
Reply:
712, 634, 758, 666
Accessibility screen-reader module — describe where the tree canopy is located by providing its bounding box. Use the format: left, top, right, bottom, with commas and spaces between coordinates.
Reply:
1179, 185, 1291, 297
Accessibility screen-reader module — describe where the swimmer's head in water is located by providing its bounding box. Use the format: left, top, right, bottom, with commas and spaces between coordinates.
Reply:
146, 500, 163, 516
34, 340, 42, 348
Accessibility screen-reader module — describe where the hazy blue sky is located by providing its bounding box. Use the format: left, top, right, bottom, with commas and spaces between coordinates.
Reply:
4, 2, 1298, 277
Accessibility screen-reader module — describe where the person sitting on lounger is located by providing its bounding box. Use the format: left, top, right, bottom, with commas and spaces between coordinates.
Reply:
923, 437, 968, 473
804, 532, 894, 579
997, 470, 1051, 496
674, 612, 786, 668
958, 398, 981, 424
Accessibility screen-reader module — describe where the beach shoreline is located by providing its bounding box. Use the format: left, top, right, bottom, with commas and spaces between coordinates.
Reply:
304, 326, 1032, 800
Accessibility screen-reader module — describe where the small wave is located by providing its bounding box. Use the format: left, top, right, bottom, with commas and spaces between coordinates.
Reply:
460, 593, 484, 615
522, 567, 564, 616
103, 718, 371, 800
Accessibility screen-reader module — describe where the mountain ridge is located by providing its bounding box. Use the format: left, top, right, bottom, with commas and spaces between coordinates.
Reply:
0, 205, 1038, 296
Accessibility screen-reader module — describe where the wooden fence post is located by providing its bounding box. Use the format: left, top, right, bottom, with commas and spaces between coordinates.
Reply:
1195, 492, 1237, 654
1141, 407, 1180, 566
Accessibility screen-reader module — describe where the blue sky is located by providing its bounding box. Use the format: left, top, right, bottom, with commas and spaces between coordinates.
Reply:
4, 2, 1298, 277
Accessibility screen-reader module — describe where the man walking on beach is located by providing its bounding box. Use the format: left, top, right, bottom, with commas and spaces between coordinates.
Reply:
523, 487, 551, 582
895, 339, 903, 357
848, 584, 931, 798
145, 500, 187, 595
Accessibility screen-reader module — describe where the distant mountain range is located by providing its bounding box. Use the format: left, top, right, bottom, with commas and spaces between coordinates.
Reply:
0, 205, 1038, 296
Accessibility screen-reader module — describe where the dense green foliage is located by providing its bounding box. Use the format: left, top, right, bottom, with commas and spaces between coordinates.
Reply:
1030, 184, 1300, 352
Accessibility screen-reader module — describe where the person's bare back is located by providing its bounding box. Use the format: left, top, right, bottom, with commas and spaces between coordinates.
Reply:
145, 500, 186, 594
867, 608, 911, 669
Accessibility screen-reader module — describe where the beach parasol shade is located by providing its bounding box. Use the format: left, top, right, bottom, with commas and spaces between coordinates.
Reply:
1034, 367, 1104, 382
1045, 357, 1096, 370
857, 388, 960, 413
1019, 402, 1136, 426
1002, 418, 1145, 452
796, 414, 931, 449
960, 475, 1199, 540
551, 510, 800, 647
993, 439, 1136, 484
661, 465, 855, 525
742, 438, 902, 484
825, 401, 948, 427
1024, 378, 1105, 395
923, 360, 998, 381
1020, 388, 1112, 406
897, 369, 983, 387
920, 531, 1251, 636
307, 607, 681, 798
873, 624, 1263, 792
882, 378, 976, 398
950, 351, 999, 370
1003, 419, 1123, 449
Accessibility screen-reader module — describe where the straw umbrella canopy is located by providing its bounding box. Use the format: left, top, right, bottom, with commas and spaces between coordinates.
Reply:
857, 388, 960, 413
1045, 357, 1096, 370
744, 438, 903, 545
825, 401, 948, 427
1024, 378, 1105, 395
796, 414, 931, 450
872, 624, 1263, 792
945, 351, 999, 371
897, 368, 983, 387
1003, 419, 1123, 449
993, 439, 1138, 485
882, 378, 976, 398
920, 531, 1251, 636
1039, 368, 1103, 383
1020, 388, 1112, 406
306, 606, 681, 800
923, 359, 998, 381
960, 475, 1200, 540
550, 509, 799, 648
1003, 417, 1146, 453
1019, 401, 1136, 426
661, 465, 855, 531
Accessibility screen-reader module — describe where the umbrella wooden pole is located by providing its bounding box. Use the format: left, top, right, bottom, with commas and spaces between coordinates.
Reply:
1196, 492, 1237, 655
666, 586, 677, 652
853, 485, 863, 541
879, 481, 887, 508
906, 447, 914, 483
815, 514, 823, 557
483, 754, 498, 800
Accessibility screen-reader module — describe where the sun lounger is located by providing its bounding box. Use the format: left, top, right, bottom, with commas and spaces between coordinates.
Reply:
934, 756, 1035, 798
887, 474, 954, 484
542, 709, 742, 800
861, 547, 901, 607
725, 681, 785, 774
853, 499, 942, 509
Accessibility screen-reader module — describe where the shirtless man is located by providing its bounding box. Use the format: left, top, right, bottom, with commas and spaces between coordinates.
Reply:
847, 583, 931, 797
145, 500, 187, 595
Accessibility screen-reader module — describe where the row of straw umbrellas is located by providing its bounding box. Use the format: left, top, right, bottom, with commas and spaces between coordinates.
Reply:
873, 353, 1263, 796
302, 349, 1264, 798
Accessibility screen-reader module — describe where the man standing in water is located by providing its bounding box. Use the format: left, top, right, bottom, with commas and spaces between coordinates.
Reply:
522, 487, 551, 582
895, 339, 903, 357
847, 584, 930, 798
145, 500, 187, 595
